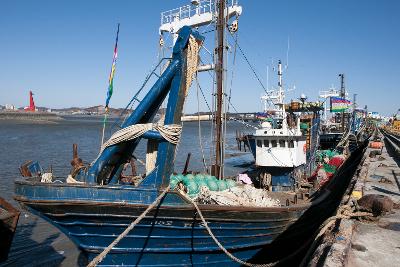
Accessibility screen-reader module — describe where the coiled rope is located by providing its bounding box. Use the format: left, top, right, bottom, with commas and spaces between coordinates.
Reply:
99, 123, 182, 154
87, 186, 170, 267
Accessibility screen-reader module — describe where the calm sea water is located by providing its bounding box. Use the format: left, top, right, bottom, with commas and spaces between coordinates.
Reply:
0, 117, 253, 266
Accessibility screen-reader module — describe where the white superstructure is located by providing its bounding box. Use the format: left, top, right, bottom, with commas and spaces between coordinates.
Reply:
252, 60, 306, 168
160, 0, 242, 44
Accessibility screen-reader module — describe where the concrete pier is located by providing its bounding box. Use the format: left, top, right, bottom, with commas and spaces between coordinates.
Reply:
310, 134, 400, 267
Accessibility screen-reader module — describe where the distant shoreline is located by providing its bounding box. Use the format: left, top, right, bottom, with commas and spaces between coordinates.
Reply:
0, 111, 61, 122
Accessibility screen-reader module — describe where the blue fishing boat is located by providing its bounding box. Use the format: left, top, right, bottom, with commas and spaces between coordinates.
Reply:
13, 25, 369, 266
13, 0, 371, 264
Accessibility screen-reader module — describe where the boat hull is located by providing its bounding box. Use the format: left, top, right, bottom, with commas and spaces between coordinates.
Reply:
14, 142, 367, 266
0, 197, 20, 262
16, 197, 304, 266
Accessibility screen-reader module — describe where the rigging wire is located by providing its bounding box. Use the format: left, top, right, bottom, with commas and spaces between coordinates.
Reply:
227, 31, 268, 94
195, 74, 213, 113
227, 25, 238, 113
195, 76, 209, 173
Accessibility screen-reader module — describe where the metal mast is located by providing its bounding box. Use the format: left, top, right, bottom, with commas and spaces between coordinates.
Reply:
339, 73, 345, 132
159, 1, 243, 178
352, 93, 357, 131
277, 60, 287, 124
212, 0, 225, 179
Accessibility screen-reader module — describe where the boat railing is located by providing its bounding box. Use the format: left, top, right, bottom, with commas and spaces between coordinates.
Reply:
160, 0, 239, 25
161, 0, 213, 25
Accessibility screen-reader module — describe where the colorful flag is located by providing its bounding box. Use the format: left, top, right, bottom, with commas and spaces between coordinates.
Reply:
105, 23, 120, 110
256, 112, 272, 120
330, 97, 351, 112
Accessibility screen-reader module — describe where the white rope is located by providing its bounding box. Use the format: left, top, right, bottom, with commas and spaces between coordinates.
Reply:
184, 36, 200, 97
99, 123, 182, 154
185, 193, 279, 267
87, 186, 170, 267
88, 185, 278, 267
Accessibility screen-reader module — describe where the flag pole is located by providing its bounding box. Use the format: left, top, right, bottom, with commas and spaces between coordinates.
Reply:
101, 110, 108, 145
101, 23, 120, 146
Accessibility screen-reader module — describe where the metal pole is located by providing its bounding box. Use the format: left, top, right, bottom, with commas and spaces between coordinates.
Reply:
212, 0, 225, 179
352, 93, 357, 131
339, 74, 345, 132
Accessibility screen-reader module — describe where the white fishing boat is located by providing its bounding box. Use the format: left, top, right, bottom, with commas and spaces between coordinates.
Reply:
249, 60, 306, 168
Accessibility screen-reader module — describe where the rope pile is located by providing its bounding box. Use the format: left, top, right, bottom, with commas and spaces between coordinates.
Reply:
184, 35, 200, 97
314, 204, 373, 241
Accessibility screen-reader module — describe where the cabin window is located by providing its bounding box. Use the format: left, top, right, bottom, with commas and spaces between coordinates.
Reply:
264, 140, 269, 147
279, 140, 286, 147
257, 140, 262, 147
271, 140, 277, 147
289, 140, 294, 148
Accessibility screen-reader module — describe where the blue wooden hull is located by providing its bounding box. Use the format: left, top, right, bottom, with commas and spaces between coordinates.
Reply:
14, 142, 367, 266
15, 182, 306, 266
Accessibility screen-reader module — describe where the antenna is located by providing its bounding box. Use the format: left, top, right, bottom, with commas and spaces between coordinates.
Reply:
285, 36, 290, 70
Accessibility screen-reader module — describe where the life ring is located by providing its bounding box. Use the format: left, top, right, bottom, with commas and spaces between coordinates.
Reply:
303, 144, 307, 153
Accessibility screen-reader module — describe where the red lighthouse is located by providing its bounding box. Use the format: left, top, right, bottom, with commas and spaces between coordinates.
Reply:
25, 91, 36, 111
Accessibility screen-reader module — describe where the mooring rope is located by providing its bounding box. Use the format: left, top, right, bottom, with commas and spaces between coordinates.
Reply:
88, 186, 281, 267
87, 186, 170, 267
299, 203, 374, 266
184, 193, 280, 267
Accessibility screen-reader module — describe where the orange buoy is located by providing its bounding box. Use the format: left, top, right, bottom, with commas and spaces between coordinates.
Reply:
369, 141, 383, 149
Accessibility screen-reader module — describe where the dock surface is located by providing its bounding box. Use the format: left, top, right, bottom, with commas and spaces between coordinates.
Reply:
348, 142, 400, 267
312, 133, 400, 267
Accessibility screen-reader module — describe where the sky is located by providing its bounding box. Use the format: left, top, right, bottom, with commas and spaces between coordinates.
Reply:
0, 0, 399, 116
